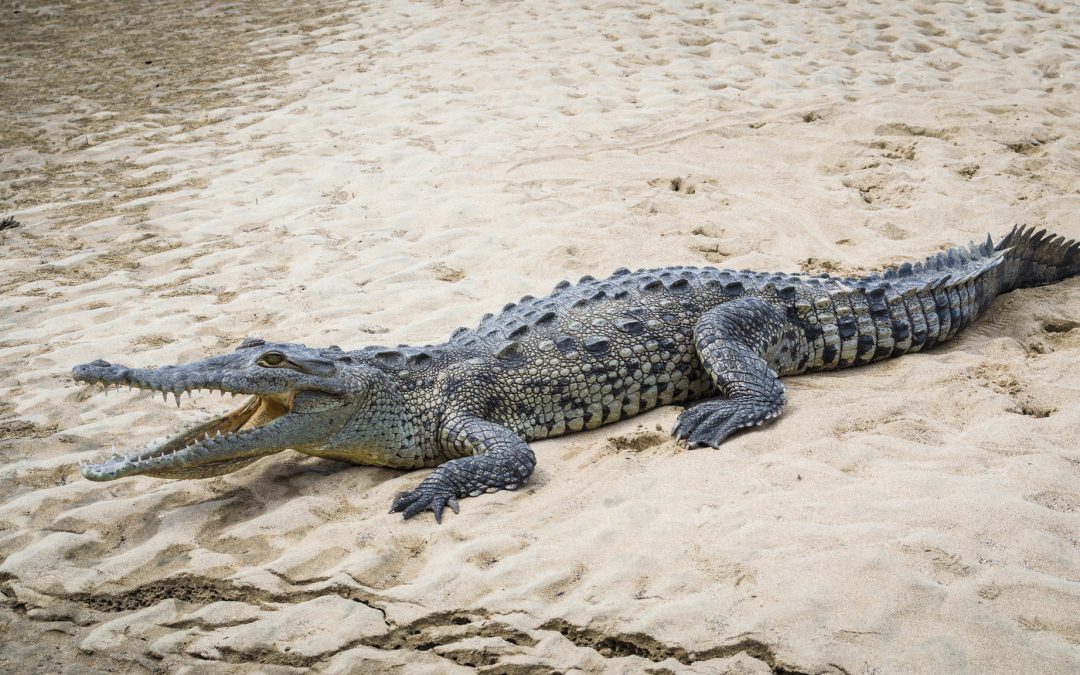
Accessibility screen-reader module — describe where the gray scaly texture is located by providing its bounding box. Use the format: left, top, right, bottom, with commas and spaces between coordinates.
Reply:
71, 226, 1080, 522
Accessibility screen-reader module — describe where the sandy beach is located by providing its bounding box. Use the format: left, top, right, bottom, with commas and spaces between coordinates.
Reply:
1, 0, 1078, 672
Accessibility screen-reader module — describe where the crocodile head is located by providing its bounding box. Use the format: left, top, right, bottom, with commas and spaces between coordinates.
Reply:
72, 338, 409, 480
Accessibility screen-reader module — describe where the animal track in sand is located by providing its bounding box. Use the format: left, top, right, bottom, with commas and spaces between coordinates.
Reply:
536, 561, 589, 602
1001, 134, 1058, 156
1026, 490, 1080, 514
464, 537, 528, 572
841, 168, 917, 209
833, 409, 944, 447
690, 241, 734, 265
606, 427, 669, 454
1041, 319, 1080, 334
426, 262, 465, 283
913, 19, 946, 37
873, 122, 957, 141
1015, 615, 1080, 648
686, 224, 738, 264
1023, 317, 1080, 356
866, 220, 912, 240
866, 139, 917, 161
798, 257, 872, 277
648, 176, 699, 194
827, 133, 927, 208
128, 334, 179, 351
953, 162, 980, 178
971, 362, 1057, 419
900, 544, 974, 585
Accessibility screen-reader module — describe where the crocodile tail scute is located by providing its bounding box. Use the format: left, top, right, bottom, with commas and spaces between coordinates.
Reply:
994, 225, 1080, 291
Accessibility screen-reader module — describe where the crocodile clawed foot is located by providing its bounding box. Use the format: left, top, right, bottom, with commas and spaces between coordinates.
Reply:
672, 399, 781, 449
390, 484, 461, 523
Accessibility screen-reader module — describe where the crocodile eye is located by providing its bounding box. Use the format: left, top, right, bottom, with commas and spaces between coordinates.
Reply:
258, 352, 286, 367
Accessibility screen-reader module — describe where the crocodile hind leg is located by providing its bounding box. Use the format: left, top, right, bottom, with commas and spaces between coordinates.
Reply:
390, 415, 536, 522
673, 297, 789, 448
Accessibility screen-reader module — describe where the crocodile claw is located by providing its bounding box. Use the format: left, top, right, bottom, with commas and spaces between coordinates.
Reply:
390, 486, 461, 523
672, 399, 780, 449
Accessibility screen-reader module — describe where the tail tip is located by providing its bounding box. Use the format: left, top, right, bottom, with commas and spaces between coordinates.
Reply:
996, 224, 1080, 288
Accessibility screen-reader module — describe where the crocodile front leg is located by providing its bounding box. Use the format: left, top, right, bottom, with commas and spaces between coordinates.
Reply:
673, 297, 789, 448
389, 414, 536, 523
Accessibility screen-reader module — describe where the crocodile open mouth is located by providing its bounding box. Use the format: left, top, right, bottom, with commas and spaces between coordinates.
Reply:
117, 392, 294, 461
74, 369, 296, 480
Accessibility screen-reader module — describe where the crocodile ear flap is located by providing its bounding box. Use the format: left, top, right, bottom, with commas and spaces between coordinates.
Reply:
238, 337, 266, 350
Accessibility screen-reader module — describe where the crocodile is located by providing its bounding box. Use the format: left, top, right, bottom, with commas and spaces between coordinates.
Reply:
72, 226, 1079, 522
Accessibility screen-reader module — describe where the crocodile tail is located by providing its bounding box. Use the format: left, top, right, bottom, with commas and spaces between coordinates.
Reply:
994, 225, 1080, 292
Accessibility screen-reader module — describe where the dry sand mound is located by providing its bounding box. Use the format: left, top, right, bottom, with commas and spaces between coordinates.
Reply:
1, 1, 1078, 672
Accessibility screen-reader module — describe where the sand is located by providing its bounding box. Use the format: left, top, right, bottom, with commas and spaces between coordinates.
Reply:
1, 0, 1078, 672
